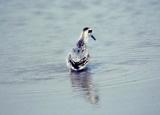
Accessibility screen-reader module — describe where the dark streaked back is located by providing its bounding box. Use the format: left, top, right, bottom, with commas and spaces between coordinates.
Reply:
77, 39, 84, 48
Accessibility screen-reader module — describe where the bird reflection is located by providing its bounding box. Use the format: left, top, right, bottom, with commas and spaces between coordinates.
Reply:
69, 68, 99, 104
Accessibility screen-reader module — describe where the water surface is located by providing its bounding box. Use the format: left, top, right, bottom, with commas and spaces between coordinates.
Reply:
0, 0, 160, 115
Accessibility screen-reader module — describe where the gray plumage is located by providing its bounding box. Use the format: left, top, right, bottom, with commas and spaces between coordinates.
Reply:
66, 27, 96, 71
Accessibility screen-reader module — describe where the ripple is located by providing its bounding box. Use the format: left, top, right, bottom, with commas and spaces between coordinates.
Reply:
61, 1, 88, 10
0, 63, 69, 84
117, 59, 149, 65
98, 76, 160, 89
136, 41, 160, 48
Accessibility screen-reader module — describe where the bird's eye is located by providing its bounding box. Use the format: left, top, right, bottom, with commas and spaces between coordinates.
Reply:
88, 30, 92, 33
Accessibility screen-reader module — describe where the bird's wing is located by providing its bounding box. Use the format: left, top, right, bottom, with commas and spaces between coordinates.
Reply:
70, 47, 89, 62
68, 49, 89, 69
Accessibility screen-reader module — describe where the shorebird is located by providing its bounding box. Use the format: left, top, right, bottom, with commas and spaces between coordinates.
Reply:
66, 27, 96, 71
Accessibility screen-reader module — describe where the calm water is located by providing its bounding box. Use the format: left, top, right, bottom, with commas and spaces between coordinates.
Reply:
0, 0, 160, 115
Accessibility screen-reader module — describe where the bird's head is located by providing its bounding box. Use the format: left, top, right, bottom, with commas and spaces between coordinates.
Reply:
81, 27, 96, 43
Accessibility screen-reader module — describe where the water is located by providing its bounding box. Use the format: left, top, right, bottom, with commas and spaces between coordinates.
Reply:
0, 0, 160, 115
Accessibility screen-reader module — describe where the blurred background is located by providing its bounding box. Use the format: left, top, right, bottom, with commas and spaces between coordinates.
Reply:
0, 0, 160, 115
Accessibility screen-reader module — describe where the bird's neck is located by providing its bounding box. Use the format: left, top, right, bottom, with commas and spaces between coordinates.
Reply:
80, 32, 89, 43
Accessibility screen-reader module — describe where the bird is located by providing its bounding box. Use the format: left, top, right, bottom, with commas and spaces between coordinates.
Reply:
66, 27, 96, 71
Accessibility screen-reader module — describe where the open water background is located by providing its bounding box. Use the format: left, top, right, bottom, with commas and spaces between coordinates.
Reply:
0, 0, 160, 115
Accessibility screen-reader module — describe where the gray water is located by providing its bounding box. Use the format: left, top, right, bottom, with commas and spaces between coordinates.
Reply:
0, 0, 160, 115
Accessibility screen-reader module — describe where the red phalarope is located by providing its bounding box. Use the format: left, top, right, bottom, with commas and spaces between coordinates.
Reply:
66, 27, 96, 71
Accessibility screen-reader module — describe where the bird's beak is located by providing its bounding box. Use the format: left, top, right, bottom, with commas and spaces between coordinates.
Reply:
91, 35, 96, 41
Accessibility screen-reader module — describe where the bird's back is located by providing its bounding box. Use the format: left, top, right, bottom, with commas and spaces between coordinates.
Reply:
70, 45, 89, 62
67, 39, 90, 70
